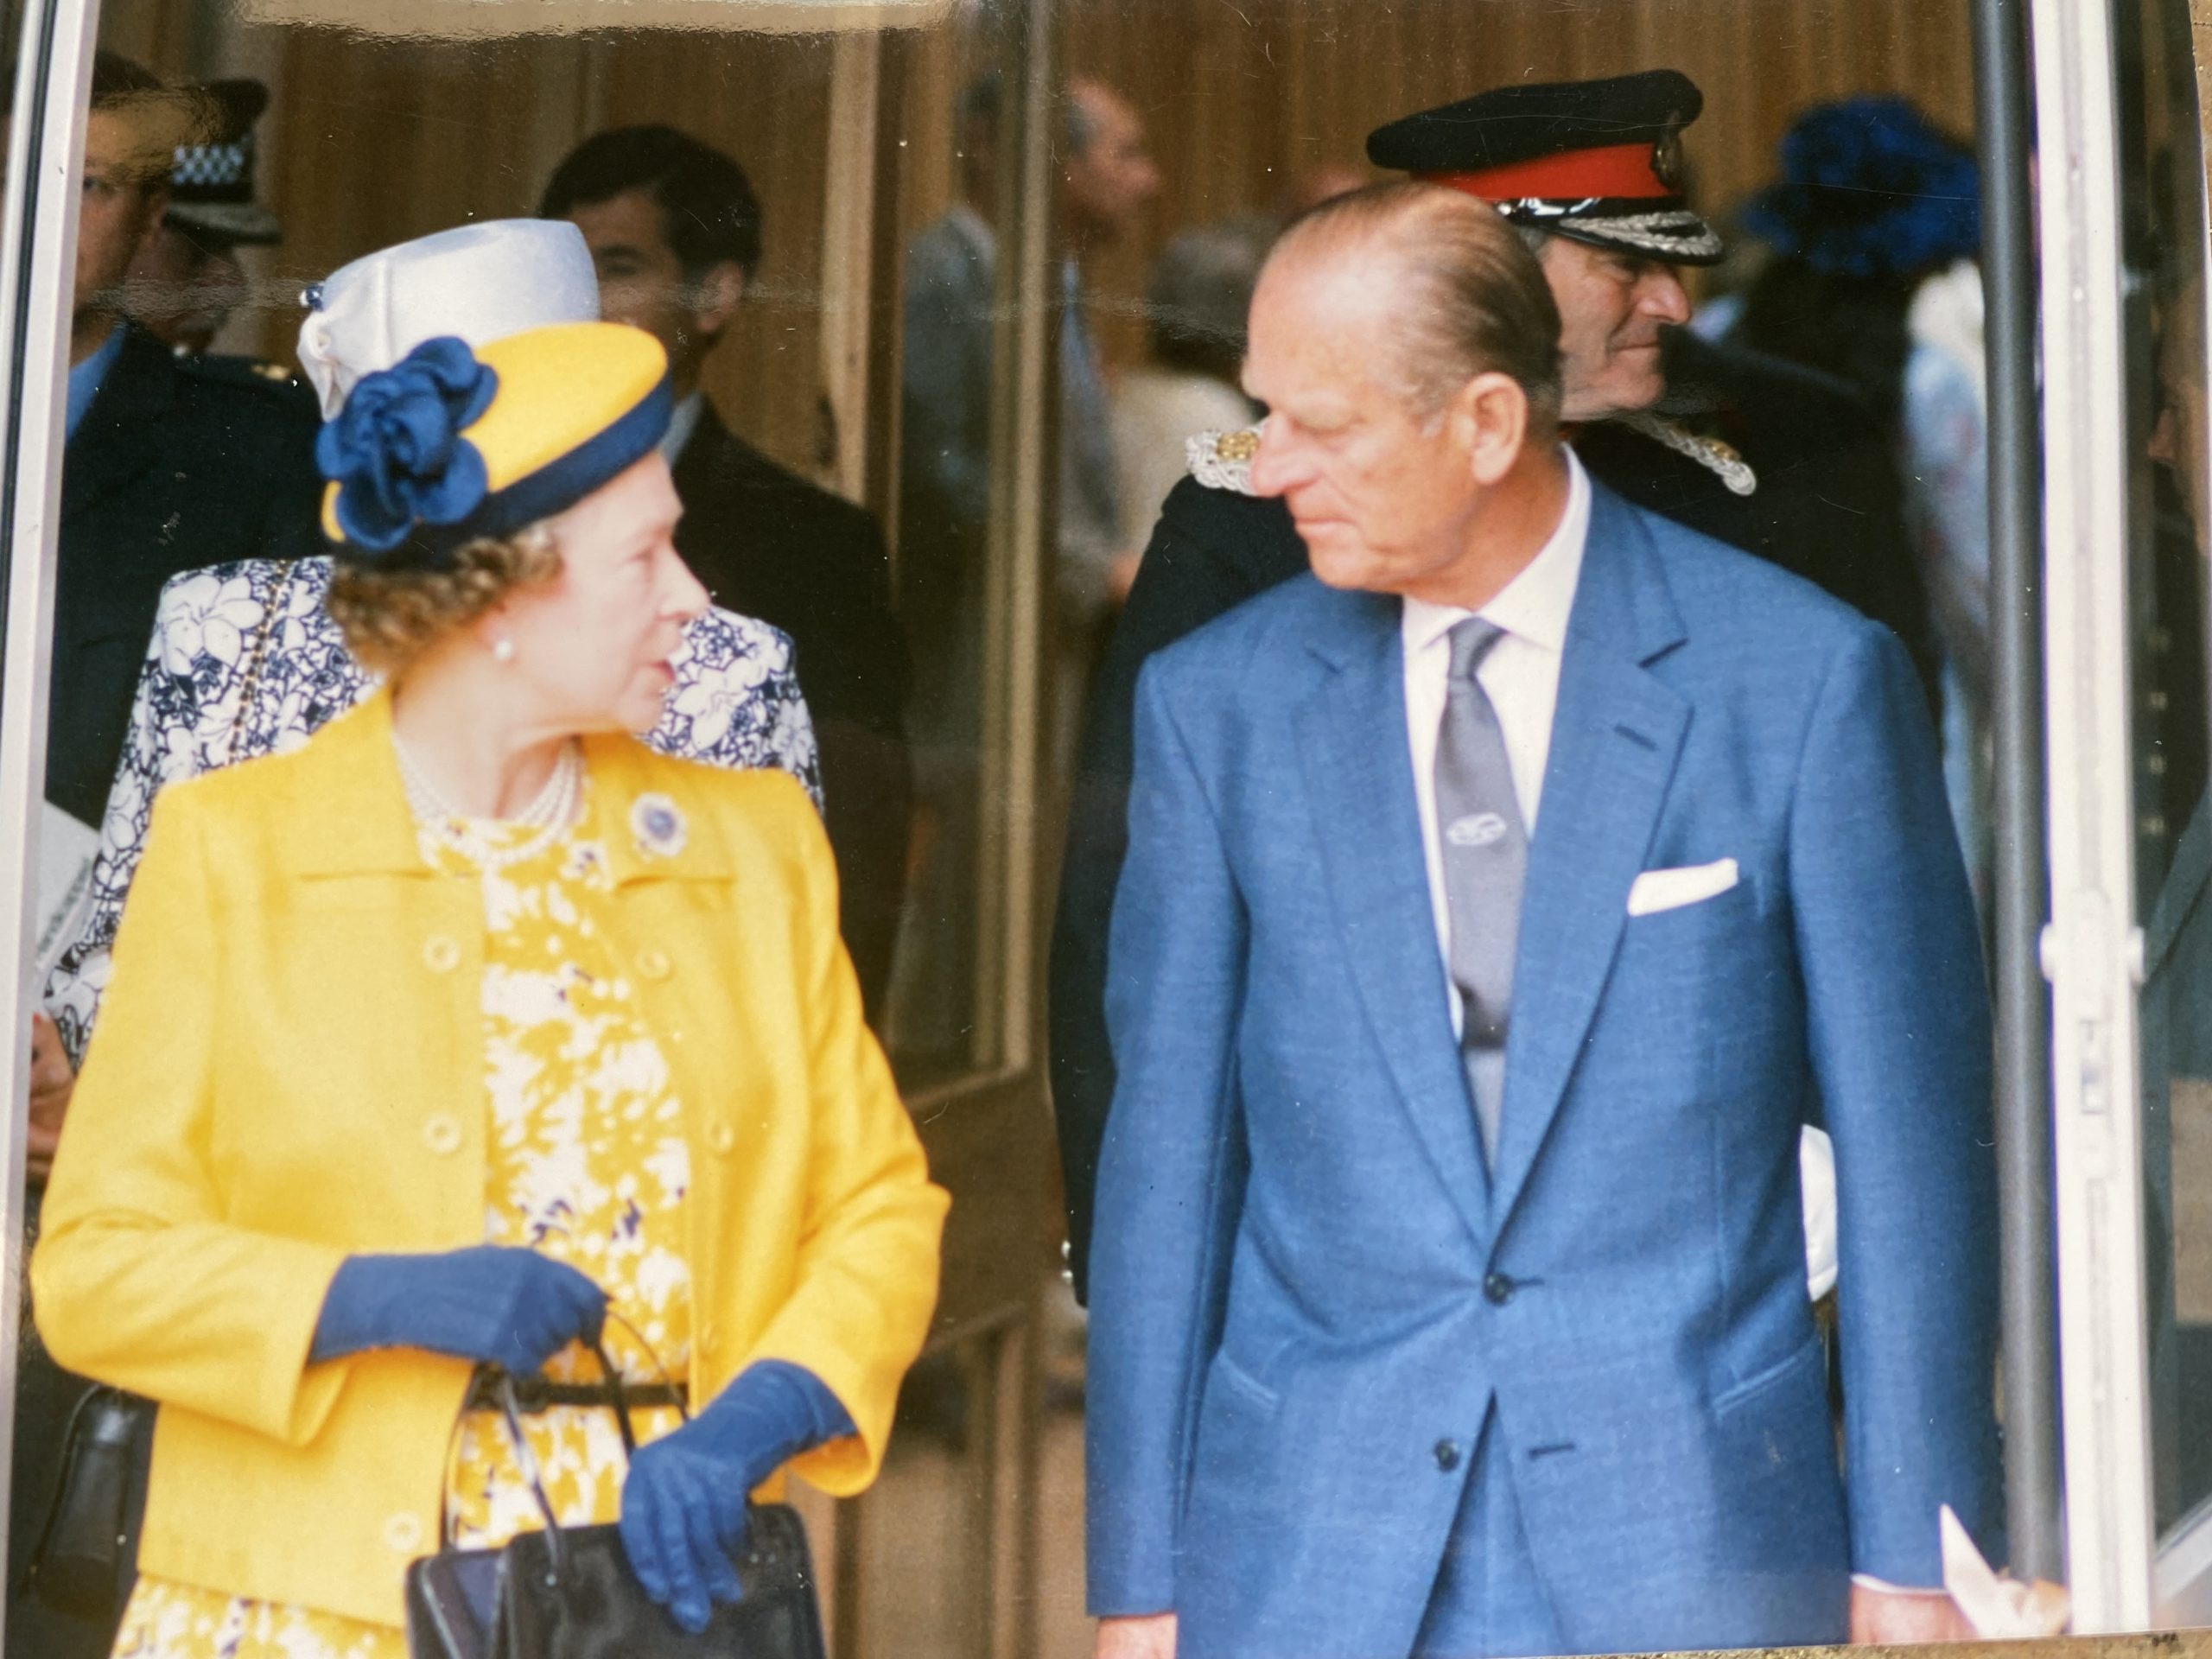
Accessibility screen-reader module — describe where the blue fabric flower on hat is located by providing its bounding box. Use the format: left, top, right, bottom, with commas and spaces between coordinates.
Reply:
315, 336, 499, 554
1742, 97, 1980, 280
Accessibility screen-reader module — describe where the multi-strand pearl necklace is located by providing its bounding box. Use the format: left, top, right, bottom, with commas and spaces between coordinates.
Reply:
394, 734, 584, 871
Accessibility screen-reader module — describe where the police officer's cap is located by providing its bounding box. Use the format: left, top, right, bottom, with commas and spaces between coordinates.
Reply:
1366, 68, 1722, 267
168, 79, 281, 248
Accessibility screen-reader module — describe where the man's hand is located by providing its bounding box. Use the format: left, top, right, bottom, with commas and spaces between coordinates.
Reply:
1851, 1582, 1974, 1643
28, 1014, 73, 1183
1095, 1613, 1176, 1659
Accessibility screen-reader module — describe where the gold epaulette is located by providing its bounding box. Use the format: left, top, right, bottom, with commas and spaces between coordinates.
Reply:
1186, 427, 1262, 496
1617, 412, 1758, 497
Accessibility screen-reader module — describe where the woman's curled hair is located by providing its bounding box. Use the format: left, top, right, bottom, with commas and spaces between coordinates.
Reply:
326, 524, 561, 676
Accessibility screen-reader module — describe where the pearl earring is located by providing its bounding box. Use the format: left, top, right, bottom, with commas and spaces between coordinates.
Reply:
492, 637, 516, 664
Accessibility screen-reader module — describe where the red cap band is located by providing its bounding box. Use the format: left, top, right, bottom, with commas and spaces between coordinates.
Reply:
1420, 142, 1673, 203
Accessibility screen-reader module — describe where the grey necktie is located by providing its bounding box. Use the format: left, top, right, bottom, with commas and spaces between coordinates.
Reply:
1433, 618, 1528, 1167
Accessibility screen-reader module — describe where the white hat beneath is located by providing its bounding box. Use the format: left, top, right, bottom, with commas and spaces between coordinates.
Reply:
296, 219, 600, 419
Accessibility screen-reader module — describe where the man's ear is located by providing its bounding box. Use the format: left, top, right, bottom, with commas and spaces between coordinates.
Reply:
130, 183, 170, 256
1457, 370, 1530, 488
685, 259, 746, 342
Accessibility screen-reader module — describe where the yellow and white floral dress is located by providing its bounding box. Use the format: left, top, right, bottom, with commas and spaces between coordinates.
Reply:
112, 780, 690, 1659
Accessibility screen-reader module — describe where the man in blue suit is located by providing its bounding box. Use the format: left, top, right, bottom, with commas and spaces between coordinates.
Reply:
1084, 183, 2001, 1659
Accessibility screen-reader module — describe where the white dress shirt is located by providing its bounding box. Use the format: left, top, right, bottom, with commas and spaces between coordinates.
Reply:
660, 390, 705, 469
1402, 452, 1591, 1036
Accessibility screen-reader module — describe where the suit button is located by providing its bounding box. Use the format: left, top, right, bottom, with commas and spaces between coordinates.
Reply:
422, 1115, 462, 1156
707, 1122, 736, 1156
423, 935, 461, 975
637, 948, 672, 982
384, 1510, 424, 1554
1433, 1440, 1462, 1472
1484, 1272, 1516, 1306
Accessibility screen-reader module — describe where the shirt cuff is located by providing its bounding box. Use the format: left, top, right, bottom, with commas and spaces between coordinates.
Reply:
1852, 1573, 1950, 1596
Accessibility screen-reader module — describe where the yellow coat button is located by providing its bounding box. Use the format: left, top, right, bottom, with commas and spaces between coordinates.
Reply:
422, 1115, 462, 1156
423, 936, 461, 974
699, 1324, 721, 1355
708, 1122, 736, 1156
384, 1511, 424, 1554
637, 948, 672, 982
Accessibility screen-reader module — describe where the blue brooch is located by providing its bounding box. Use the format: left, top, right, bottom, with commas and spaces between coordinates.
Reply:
631, 793, 688, 860
315, 336, 499, 556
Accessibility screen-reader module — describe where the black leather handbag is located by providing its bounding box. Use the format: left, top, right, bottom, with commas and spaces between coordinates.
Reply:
404, 1354, 827, 1659
22, 1383, 150, 1619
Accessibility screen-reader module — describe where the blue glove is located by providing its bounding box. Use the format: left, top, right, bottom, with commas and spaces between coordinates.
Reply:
619, 1360, 856, 1634
309, 1245, 607, 1373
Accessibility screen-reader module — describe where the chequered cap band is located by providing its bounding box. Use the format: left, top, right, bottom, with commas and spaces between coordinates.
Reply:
172, 135, 253, 192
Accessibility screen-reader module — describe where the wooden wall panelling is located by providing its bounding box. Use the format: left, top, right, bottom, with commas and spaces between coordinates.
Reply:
582, 29, 842, 477
1060, 0, 1976, 370
823, 30, 887, 505
98, 0, 1976, 465
895, 16, 959, 247
95, 6, 850, 479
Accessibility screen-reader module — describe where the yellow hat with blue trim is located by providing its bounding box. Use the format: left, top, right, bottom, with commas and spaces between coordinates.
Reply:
316, 321, 671, 568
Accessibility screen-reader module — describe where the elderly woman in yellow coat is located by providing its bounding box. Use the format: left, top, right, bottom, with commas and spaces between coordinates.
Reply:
32, 313, 946, 1658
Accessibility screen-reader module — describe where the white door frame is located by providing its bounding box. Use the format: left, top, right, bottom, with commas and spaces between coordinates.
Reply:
0, 0, 104, 1649
2033, 0, 2160, 1631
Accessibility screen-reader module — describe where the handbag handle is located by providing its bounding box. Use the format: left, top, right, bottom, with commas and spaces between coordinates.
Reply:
493, 1374, 571, 1573
482, 1317, 692, 1569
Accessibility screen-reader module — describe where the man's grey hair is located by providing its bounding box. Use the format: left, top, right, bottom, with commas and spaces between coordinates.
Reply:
1146, 215, 1273, 379
957, 73, 1097, 175
1065, 92, 1097, 160
1272, 181, 1566, 427
1510, 220, 1551, 259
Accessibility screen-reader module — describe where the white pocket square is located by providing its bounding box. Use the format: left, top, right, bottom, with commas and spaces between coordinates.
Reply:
1626, 857, 1739, 918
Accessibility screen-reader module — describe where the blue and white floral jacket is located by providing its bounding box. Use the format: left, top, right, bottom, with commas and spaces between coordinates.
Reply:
45, 556, 819, 1060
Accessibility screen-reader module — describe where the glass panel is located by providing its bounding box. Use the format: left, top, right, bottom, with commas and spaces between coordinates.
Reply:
2120, 0, 2212, 1543
3, 2, 1052, 1652
884, 0, 1027, 1083
0, 0, 2125, 1649
58, 0, 1032, 1098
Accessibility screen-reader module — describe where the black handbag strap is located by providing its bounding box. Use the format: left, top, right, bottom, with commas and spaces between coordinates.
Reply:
603, 1308, 691, 1431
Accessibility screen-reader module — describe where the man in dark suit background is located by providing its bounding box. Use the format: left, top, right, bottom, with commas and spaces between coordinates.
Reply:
542, 126, 912, 1016
1050, 69, 1937, 1299
16, 53, 322, 1659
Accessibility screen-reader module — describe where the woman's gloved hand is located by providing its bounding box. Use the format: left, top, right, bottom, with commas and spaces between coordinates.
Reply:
309, 1245, 607, 1373
619, 1360, 856, 1634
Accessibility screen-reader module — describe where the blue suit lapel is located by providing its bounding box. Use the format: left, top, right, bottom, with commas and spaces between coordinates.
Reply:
1490, 487, 1691, 1228
1300, 590, 1492, 1249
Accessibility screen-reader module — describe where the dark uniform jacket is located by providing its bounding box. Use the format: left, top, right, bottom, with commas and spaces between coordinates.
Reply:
671, 403, 912, 1017
1048, 329, 1931, 1299
48, 327, 321, 828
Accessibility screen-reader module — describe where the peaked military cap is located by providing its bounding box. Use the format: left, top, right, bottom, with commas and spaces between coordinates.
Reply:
168, 79, 281, 246
1366, 68, 1723, 266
